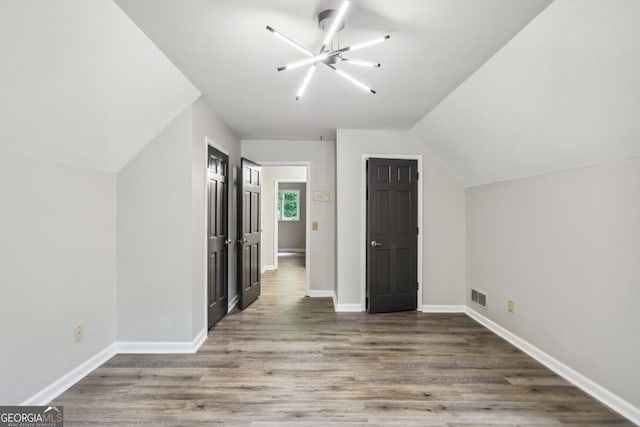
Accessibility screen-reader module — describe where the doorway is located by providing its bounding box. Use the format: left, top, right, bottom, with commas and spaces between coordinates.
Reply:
260, 164, 310, 296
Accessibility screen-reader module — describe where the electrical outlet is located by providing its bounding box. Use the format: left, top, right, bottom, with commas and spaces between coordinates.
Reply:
312, 221, 319, 231
508, 299, 515, 313
74, 325, 84, 342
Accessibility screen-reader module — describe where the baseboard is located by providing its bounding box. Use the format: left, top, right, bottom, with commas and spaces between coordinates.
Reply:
117, 328, 207, 354
331, 291, 365, 312
421, 305, 466, 313
308, 290, 334, 298
262, 265, 276, 273
228, 295, 238, 313
334, 303, 365, 312
465, 307, 640, 426
191, 329, 208, 353
22, 330, 209, 405
22, 344, 117, 405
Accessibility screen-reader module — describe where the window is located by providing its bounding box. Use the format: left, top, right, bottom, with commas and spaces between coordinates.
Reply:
277, 190, 300, 221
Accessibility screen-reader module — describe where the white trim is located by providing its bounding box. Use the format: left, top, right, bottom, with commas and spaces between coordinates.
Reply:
308, 290, 334, 298
259, 161, 312, 297
332, 291, 365, 312
361, 154, 424, 311
262, 264, 276, 273
228, 295, 238, 313
421, 305, 466, 313
192, 328, 208, 353
465, 307, 640, 425
334, 303, 365, 312
117, 329, 207, 354
22, 344, 117, 405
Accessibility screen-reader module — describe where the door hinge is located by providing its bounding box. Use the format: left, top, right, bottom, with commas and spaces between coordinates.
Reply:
416, 282, 419, 290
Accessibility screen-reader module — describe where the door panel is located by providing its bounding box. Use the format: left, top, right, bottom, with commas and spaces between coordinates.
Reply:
207, 146, 229, 329
237, 158, 262, 309
367, 158, 418, 313
374, 249, 391, 295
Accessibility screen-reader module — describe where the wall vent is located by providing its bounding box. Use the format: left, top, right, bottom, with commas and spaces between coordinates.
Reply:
471, 289, 487, 309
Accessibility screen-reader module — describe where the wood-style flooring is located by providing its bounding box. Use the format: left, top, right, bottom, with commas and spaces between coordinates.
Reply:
54, 255, 633, 426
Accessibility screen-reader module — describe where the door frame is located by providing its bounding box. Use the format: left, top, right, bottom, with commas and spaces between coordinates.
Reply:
203, 137, 232, 332
361, 154, 423, 311
260, 161, 312, 297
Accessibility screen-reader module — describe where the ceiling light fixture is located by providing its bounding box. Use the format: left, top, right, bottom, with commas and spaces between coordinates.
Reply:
277, 36, 390, 72
334, 69, 375, 94
341, 58, 381, 68
321, 0, 350, 49
266, 26, 313, 58
296, 64, 317, 100
267, 0, 389, 99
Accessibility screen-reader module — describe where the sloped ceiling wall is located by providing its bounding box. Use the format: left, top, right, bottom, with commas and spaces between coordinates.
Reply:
411, 0, 640, 187
114, 0, 552, 140
0, 0, 201, 172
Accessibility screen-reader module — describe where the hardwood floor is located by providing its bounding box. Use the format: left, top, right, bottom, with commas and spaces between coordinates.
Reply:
54, 255, 633, 426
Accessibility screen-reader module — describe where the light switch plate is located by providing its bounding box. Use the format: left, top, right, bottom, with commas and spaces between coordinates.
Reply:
313, 191, 329, 202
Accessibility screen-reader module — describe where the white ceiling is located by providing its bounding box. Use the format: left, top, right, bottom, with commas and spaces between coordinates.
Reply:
7, 1, 632, 187
114, 0, 552, 140
0, 0, 200, 172
412, 0, 640, 187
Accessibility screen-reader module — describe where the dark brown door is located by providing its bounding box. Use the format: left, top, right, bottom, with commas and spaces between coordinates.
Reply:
207, 146, 229, 329
237, 158, 262, 309
367, 158, 418, 313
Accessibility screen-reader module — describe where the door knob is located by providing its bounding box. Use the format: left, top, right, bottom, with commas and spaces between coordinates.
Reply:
224, 239, 232, 245
238, 237, 248, 244
370, 240, 382, 247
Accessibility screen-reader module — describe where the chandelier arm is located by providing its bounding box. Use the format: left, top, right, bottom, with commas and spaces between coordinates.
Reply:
266, 26, 313, 58
341, 58, 381, 68
277, 36, 389, 72
295, 65, 318, 100
321, 63, 376, 95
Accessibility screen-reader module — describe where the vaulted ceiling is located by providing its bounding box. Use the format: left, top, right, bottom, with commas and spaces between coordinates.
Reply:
3, 1, 638, 185
114, 0, 553, 140
412, 0, 640, 186
0, 0, 200, 172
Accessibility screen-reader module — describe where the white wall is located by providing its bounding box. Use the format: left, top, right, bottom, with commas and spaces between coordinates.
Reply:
336, 130, 466, 308
278, 182, 307, 251
466, 157, 640, 410
191, 99, 242, 332
118, 99, 242, 343
260, 166, 307, 270
242, 140, 336, 294
0, 154, 116, 404
117, 106, 193, 342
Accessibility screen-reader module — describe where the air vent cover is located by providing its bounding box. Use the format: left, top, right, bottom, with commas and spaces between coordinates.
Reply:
471, 289, 487, 309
